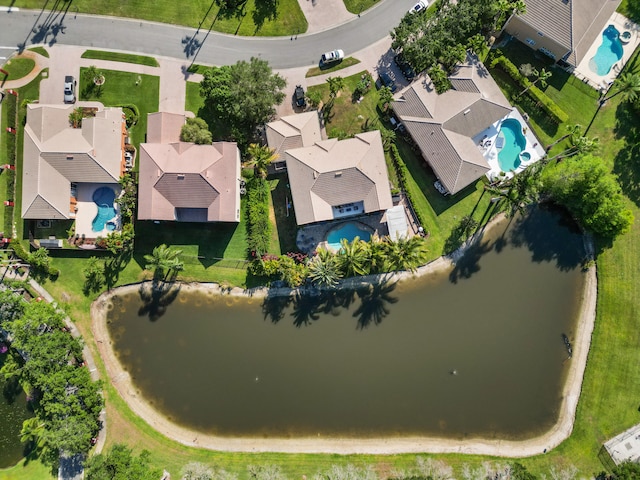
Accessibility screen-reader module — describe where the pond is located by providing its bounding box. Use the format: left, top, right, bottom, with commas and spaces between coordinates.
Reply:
105, 206, 586, 440
0, 353, 33, 468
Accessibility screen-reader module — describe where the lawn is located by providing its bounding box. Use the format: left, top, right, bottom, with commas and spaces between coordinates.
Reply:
342, 0, 381, 14
185, 81, 205, 116
79, 68, 160, 148
0, 57, 35, 81
0, 0, 307, 36
81, 50, 160, 67
306, 57, 361, 77
27, 46, 48, 58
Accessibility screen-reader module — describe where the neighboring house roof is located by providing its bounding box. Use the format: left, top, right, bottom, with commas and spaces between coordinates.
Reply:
138, 113, 241, 223
507, 0, 621, 66
265, 111, 322, 155
392, 56, 512, 195
22, 104, 124, 219
285, 130, 393, 225
146, 111, 185, 144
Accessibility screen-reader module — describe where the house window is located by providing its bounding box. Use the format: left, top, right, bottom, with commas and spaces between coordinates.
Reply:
538, 47, 556, 60
525, 38, 536, 46
537, 31, 544, 37
177, 174, 185, 180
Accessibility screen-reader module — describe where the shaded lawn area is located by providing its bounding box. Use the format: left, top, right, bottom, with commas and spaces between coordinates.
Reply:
81, 50, 160, 67
1, 57, 35, 80
185, 81, 205, 116
27, 46, 49, 58
79, 68, 159, 148
269, 174, 298, 254
0, 0, 307, 36
618, 0, 640, 22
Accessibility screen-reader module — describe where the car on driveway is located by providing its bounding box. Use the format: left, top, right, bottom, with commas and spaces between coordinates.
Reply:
294, 85, 306, 108
408, 0, 428, 14
394, 54, 416, 82
63, 76, 76, 104
378, 71, 397, 93
321, 49, 345, 64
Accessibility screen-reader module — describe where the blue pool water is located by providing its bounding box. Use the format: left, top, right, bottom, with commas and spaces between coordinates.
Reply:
497, 118, 527, 172
91, 187, 116, 233
589, 25, 623, 76
327, 222, 371, 250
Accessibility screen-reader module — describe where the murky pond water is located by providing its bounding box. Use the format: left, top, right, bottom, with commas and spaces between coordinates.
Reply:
107, 207, 586, 439
0, 353, 32, 468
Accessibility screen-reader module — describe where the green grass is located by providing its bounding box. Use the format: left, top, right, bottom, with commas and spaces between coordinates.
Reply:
187, 64, 211, 75
0, 57, 35, 81
81, 50, 160, 67
0, 0, 307, 36
27, 46, 48, 58
342, 0, 381, 14
0, 457, 55, 480
269, 174, 298, 253
79, 68, 159, 148
305, 57, 361, 77
618, 0, 640, 22
185, 81, 205, 115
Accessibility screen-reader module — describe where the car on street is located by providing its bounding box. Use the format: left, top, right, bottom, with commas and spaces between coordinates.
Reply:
63, 75, 76, 104
378, 71, 397, 93
321, 49, 345, 64
394, 54, 416, 82
294, 85, 306, 108
408, 0, 428, 14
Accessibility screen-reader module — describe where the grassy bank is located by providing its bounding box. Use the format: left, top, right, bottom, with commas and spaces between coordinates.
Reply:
81, 50, 160, 67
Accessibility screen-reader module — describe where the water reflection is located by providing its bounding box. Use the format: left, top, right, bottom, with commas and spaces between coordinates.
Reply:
353, 279, 398, 329
137, 280, 181, 321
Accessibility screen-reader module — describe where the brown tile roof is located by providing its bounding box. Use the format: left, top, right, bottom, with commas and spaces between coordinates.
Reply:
392, 55, 512, 194
285, 130, 393, 225
22, 104, 124, 219
138, 113, 241, 223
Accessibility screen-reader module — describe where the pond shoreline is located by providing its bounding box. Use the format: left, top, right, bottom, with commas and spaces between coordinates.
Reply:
91, 215, 598, 456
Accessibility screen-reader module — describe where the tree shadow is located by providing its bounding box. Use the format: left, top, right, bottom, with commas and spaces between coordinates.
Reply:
353, 278, 398, 329
448, 233, 493, 283
508, 204, 584, 271
262, 293, 292, 324
612, 102, 640, 206
137, 280, 181, 322
252, 0, 278, 34
19, 0, 72, 50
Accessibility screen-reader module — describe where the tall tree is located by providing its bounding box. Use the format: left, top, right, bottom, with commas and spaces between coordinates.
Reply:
180, 117, 213, 144
85, 444, 162, 480
384, 235, 429, 272
200, 58, 286, 148
327, 76, 345, 98
518, 67, 552, 98
486, 164, 542, 217
602, 72, 640, 103
336, 238, 369, 278
144, 244, 184, 280
547, 134, 599, 162
246, 143, 278, 179
545, 123, 583, 153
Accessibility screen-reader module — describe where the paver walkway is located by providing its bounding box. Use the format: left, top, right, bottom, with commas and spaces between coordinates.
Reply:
296, 0, 355, 34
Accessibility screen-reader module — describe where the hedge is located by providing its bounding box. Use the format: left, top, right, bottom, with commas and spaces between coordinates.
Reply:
389, 144, 427, 229
116, 103, 140, 128
489, 55, 569, 124
10, 239, 61, 279
245, 177, 271, 257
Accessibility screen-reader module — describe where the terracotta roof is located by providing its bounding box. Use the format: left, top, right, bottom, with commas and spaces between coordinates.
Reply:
138, 113, 241, 223
22, 104, 124, 219
392, 55, 512, 194
285, 130, 393, 225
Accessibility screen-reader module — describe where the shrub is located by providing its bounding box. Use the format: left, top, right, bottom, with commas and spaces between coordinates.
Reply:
245, 177, 271, 257
116, 103, 140, 128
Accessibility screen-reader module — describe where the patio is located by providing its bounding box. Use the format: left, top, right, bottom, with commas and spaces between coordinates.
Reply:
74, 183, 121, 239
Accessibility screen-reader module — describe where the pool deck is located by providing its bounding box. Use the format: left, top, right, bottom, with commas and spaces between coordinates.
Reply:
74, 183, 121, 239
574, 12, 640, 91
473, 109, 546, 182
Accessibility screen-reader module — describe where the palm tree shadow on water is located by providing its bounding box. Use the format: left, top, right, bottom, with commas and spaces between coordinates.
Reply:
508, 204, 584, 271
448, 233, 493, 284
353, 277, 399, 329
137, 280, 182, 322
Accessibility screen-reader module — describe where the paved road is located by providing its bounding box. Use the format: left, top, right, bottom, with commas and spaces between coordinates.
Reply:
0, 1, 414, 69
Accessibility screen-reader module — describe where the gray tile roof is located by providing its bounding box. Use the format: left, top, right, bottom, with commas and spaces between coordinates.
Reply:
392, 55, 512, 194
155, 173, 219, 208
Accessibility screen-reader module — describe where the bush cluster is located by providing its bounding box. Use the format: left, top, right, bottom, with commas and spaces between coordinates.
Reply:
389, 144, 427, 229
116, 103, 139, 128
3, 93, 18, 235
10, 240, 60, 279
246, 177, 271, 257
489, 55, 569, 123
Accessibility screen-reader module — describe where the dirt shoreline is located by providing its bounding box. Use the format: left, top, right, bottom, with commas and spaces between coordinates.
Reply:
90, 219, 597, 456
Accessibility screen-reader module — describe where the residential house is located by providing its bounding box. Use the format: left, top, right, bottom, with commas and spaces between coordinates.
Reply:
392, 56, 512, 195
265, 111, 322, 170
22, 104, 126, 236
503, 0, 621, 67
137, 112, 241, 223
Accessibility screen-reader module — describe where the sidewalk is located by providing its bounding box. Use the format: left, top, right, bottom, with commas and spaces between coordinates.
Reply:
296, 0, 355, 34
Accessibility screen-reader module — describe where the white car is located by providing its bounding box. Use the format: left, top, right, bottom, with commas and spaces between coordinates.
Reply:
321, 49, 345, 64
408, 0, 428, 14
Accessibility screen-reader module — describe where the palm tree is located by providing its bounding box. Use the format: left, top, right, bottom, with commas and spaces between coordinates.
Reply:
336, 238, 369, 278
326, 76, 345, 98
144, 244, 184, 280
384, 235, 429, 273
547, 134, 600, 162
545, 123, 583, 153
20, 417, 48, 454
518, 67, 552, 98
380, 128, 396, 151
486, 164, 542, 217
363, 235, 387, 274
307, 251, 342, 287
246, 143, 278, 179
602, 72, 640, 103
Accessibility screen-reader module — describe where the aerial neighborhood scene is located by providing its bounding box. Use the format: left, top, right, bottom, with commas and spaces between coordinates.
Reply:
1, 0, 640, 478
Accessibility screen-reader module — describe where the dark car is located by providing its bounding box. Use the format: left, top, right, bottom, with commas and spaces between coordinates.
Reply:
378, 71, 397, 93
394, 54, 416, 82
294, 85, 306, 108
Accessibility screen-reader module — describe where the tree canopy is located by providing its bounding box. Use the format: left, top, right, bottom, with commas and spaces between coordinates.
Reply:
85, 443, 161, 480
180, 117, 213, 144
542, 154, 634, 238
200, 57, 286, 149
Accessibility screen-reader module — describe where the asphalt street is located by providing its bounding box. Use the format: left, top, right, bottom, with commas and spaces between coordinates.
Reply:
0, 1, 415, 69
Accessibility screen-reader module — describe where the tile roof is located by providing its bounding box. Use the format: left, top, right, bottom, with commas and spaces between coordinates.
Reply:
266, 111, 322, 155
392, 55, 512, 194
138, 113, 241, 223
22, 104, 124, 219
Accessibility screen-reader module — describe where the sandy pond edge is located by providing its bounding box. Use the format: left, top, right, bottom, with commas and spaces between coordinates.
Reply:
90, 218, 597, 456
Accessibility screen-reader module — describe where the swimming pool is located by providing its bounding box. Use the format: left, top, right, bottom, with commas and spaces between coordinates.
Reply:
497, 118, 527, 172
326, 222, 372, 250
589, 25, 623, 76
91, 187, 117, 233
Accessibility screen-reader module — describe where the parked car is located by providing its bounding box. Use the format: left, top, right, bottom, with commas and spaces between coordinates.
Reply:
294, 85, 306, 108
394, 54, 416, 82
321, 49, 345, 64
63, 75, 76, 104
408, 0, 428, 14
378, 71, 397, 93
